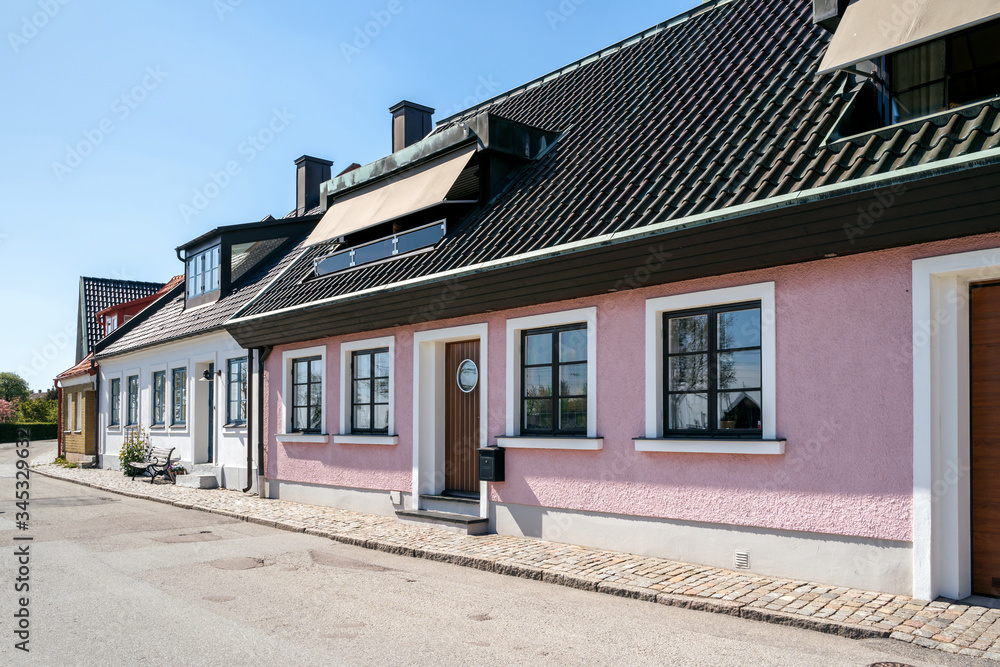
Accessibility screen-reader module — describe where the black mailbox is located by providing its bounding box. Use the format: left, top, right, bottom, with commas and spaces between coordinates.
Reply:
478, 446, 505, 482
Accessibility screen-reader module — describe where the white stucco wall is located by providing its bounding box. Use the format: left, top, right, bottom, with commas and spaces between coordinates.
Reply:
97, 330, 256, 488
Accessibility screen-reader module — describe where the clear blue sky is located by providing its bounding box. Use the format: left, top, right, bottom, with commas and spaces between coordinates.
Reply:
0, 0, 697, 390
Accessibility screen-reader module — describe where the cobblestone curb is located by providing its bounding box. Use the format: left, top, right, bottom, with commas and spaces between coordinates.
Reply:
32, 463, 1000, 661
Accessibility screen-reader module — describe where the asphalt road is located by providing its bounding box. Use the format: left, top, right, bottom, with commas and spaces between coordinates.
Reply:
0, 441, 990, 666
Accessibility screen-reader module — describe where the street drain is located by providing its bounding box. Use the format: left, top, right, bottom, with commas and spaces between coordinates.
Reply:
869, 663, 917, 667
154, 531, 222, 544
310, 550, 396, 572
203, 595, 236, 603
468, 613, 492, 622
209, 557, 269, 571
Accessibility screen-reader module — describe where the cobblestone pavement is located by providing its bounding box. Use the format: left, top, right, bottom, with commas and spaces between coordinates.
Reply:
32, 461, 1000, 662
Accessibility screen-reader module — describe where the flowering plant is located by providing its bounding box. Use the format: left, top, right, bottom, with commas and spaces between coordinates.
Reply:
167, 462, 187, 476
0, 399, 18, 423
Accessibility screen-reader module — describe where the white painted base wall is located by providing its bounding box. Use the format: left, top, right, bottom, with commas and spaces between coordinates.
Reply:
492, 502, 913, 595
267, 478, 410, 518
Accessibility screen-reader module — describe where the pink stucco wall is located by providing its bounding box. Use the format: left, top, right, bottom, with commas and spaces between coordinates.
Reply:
265, 232, 1000, 543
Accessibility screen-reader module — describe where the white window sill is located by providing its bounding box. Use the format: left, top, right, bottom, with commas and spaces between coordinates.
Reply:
496, 436, 603, 450
634, 438, 785, 455
107, 426, 121, 431
223, 424, 247, 431
333, 434, 399, 446
275, 433, 329, 445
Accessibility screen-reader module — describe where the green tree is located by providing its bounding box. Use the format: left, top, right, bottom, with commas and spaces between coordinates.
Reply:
0, 373, 30, 402
16, 397, 58, 423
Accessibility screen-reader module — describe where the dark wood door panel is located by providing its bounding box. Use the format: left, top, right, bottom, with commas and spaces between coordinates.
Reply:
972, 282, 1000, 597
445, 340, 480, 494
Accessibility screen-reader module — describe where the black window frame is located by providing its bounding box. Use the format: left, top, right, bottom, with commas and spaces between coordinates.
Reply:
126, 375, 139, 426
662, 301, 763, 439
151, 371, 166, 426
172, 367, 187, 426
879, 19, 1000, 125
109, 378, 121, 427
291, 356, 323, 433
226, 358, 247, 426
520, 323, 588, 437
350, 349, 390, 435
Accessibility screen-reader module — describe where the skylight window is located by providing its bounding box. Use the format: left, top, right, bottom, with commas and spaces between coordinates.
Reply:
187, 245, 220, 298
314, 220, 446, 278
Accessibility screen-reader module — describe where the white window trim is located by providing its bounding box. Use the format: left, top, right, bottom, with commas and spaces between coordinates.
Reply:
497, 436, 602, 450
106, 314, 118, 335
340, 336, 395, 438
643, 282, 778, 451
149, 364, 168, 429
634, 438, 784, 455
275, 433, 330, 445
505, 307, 598, 445
168, 361, 189, 432
106, 372, 123, 430
124, 368, 141, 426
912, 247, 1000, 602
280, 345, 327, 436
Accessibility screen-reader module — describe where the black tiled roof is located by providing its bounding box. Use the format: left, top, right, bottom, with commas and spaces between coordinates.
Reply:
236, 0, 1000, 320
77, 277, 164, 361
95, 233, 310, 359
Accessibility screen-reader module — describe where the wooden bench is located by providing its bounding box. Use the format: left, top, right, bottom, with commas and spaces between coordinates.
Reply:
129, 446, 177, 484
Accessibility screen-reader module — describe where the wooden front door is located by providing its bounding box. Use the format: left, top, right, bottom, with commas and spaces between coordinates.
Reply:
445, 340, 481, 495
972, 282, 1000, 596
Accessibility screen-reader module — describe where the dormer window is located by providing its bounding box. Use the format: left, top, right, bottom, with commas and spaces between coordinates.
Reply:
187, 245, 220, 299
881, 20, 1000, 125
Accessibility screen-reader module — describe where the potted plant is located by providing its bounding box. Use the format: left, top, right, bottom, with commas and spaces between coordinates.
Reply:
167, 462, 187, 482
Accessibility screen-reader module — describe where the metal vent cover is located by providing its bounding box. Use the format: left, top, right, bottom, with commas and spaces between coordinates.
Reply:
735, 550, 750, 570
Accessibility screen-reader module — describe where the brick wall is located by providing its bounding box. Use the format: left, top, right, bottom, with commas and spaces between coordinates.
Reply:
63, 386, 95, 456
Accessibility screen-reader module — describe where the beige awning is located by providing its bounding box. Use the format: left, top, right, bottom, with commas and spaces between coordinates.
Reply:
818, 0, 1000, 74
306, 145, 477, 246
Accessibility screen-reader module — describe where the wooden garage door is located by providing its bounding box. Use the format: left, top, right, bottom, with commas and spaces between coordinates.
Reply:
972, 282, 1000, 597
445, 340, 480, 495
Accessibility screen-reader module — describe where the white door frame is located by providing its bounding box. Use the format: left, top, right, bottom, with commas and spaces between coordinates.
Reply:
913, 246, 1000, 600
412, 323, 489, 518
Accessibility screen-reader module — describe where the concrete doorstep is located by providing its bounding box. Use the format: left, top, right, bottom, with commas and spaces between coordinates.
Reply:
30, 462, 1000, 663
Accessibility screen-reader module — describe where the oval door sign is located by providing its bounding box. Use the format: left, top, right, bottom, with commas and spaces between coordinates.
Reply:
457, 359, 479, 393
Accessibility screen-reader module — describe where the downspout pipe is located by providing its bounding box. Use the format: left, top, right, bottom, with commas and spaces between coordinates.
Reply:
257, 346, 271, 498
92, 362, 100, 468
56, 385, 62, 459
243, 348, 254, 492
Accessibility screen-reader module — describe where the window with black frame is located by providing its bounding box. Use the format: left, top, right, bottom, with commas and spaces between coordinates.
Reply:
882, 20, 1000, 125
226, 358, 247, 426
291, 356, 322, 432
152, 371, 166, 425
126, 375, 139, 426
351, 349, 389, 434
109, 378, 120, 426
172, 368, 187, 425
521, 324, 587, 435
663, 302, 762, 437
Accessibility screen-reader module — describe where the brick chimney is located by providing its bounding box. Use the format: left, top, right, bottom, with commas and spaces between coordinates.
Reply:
295, 155, 333, 216
390, 101, 434, 153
